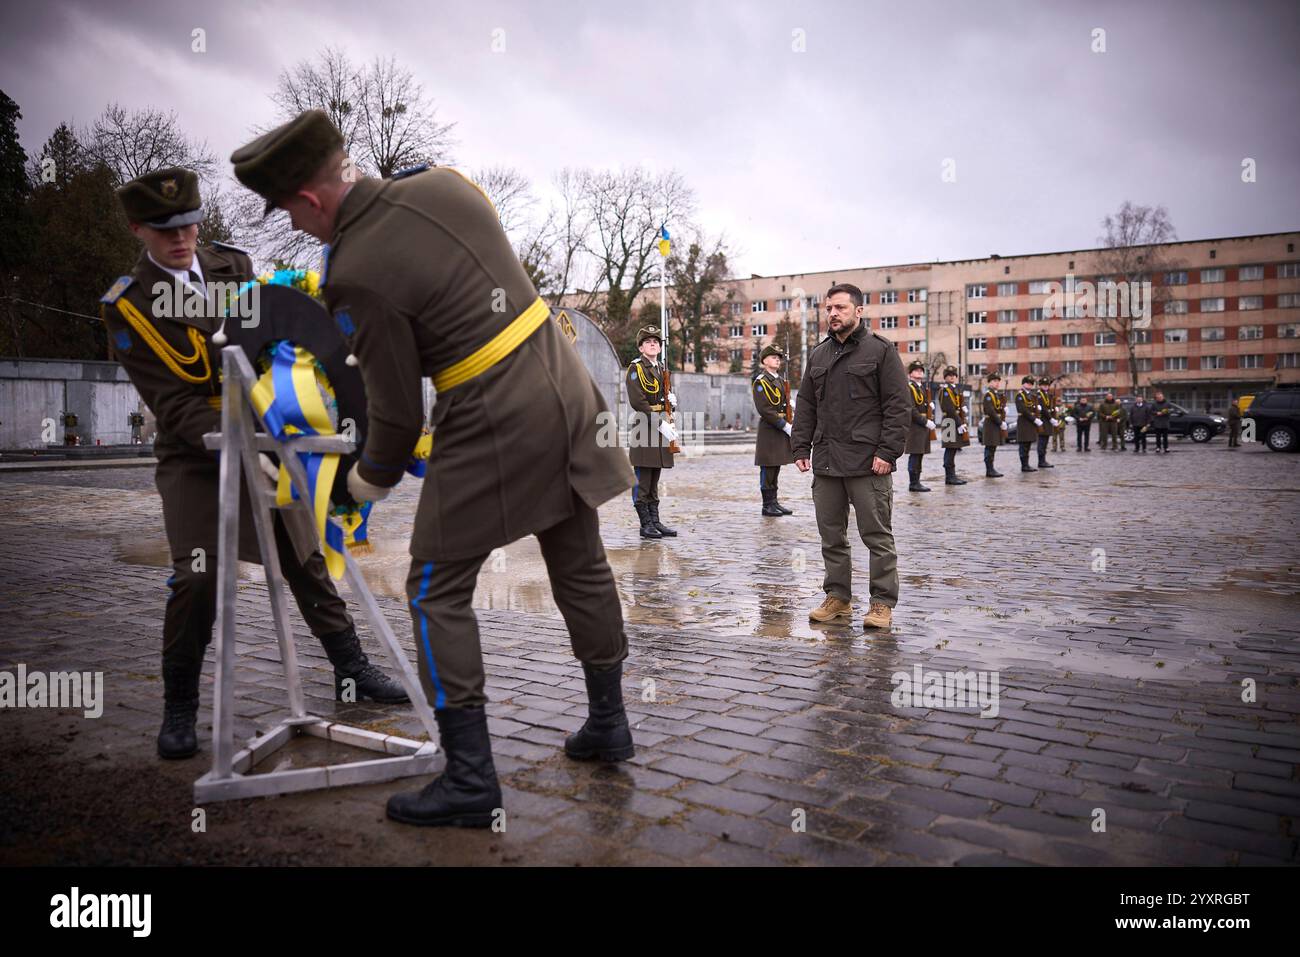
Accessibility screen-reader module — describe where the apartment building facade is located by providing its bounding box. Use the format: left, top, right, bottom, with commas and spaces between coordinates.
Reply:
622, 230, 1299, 410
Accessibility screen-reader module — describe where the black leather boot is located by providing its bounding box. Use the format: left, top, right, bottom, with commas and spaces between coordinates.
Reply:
908, 468, 930, 492
984, 449, 1002, 478
158, 660, 200, 760
944, 467, 966, 485
650, 501, 677, 536
1019, 445, 1036, 472
635, 501, 662, 538
761, 487, 784, 517
774, 499, 794, 515
565, 662, 635, 762
386, 706, 502, 827
319, 627, 410, 703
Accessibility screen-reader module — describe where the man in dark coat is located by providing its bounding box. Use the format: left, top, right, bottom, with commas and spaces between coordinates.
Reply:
1130, 395, 1153, 453
1014, 375, 1041, 472
752, 344, 796, 516
791, 284, 910, 631
903, 360, 935, 492
1150, 390, 1174, 453
101, 168, 406, 762
626, 325, 679, 536
1228, 400, 1242, 448
980, 371, 1006, 477
232, 111, 637, 828
1072, 396, 1095, 451
937, 365, 970, 485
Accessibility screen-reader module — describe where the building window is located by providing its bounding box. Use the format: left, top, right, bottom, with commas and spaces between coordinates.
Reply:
1165, 271, 1188, 285
967, 284, 986, 298
1280, 263, 1300, 279
1164, 328, 1188, 343
1239, 295, 1263, 310
729, 324, 744, 338
1134, 357, 1152, 372
998, 336, 1017, 349
1200, 298, 1225, 312
908, 314, 925, 328
1129, 329, 1151, 345
967, 337, 987, 351
1240, 354, 1262, 369
1029, 334, 1048, 348
1201, 355, 1225, 370
997, 362, 1016, 376
730, 348, 742, 362
1201, 268, 1225, 283
775, 298, 793, 311
1202, 326, 1225, 341
1239, 265, 1264, 281
966, 363, 983, 377
1095, 331, 1118, 346
1280, 353, 1299, 368
1028, 308, 1045, 322
1238, 325, 1263, 340
1062, 360, 1082, 373
997, 310, 1016, 323
751, 323, 768, 337
1164, 356, 1188, 371
1030, 361, 1049, 375
1060, 333, 1080, 347
997, 282, 1018, 296
907, 288, 927, 302
967, 311, 987, 324
880, 316, 898, 329
728, 301, 742, 315
1094, 359, 1116, 373
684, 350, 694, 366
1027, 280, 1051, 295
1165, 299, 1188, 314
751, 300, 766, 313
906, 340, 926, 353
1280, 293, 1300, 308
1279, 323, 1300, 339
880, 290, 898, 304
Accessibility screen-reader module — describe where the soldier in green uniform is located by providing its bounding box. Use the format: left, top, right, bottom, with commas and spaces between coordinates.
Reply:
231, 111, 638, 828
101, 168, 406, 761
903, 360, 935, 492
937, 365, 969, 485
1034, 376, 1056, 468
980, 370, 1006, 477
1150, 390, 1174, 453
752, 344, 795, 516
1014, 375, 1041, 471
1117, 398, 1130, 451
1097, 392, 1121, 450
1052, 393, 1068, 452
1227, 399, 1242, 448
626, 325, 679, 536
1072, 396, 1095, 451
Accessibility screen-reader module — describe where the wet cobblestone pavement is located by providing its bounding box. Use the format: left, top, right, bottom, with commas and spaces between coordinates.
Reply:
1, 437, 1297, 865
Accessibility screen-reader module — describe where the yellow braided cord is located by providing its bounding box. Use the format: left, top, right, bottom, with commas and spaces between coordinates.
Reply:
114, 297, 211, 383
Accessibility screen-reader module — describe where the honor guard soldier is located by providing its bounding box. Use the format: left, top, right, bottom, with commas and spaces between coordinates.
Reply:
904, 360, 935, 492
1072, 395, 1094, 451
938, 365, 969, 484
1015, 375, 1041, 471
752, 344, 795, 516
102, 167, 406, 761
1098, 392, 1121, 450
1150, 390, 1174, 452
626, 325, 679, 537
232, 111, 638, 827
980, 371, 1006, 477
1035, 376, 1056, 467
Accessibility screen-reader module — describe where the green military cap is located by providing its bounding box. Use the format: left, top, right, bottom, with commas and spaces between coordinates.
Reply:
907, 360, 925, 373
636, 325, 663, 345
116, 167, 202, 228
1039, 375, 1053, 385
231, 109, 345, 214
943, 365, 959, 377
986, 369, 1002, 381
1022, 375, 1036, 384
759, 344, 786, 361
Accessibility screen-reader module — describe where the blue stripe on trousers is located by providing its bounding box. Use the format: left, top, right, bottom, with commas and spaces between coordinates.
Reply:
632, 466, 640, 504
411, 560, 447, 709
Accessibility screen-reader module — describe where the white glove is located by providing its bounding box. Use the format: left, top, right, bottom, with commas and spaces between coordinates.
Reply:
1034, 418, 1043, 427
958, 424, 967, 434
925, 419, 936, 430
1050, 418, 1059, 427
658, 419, 679, 443
347, 462, 391, 503
257, 452, 279, 485
1066, 416, 1076, 424
666, 391, 677, 407
782, 421, 792, 436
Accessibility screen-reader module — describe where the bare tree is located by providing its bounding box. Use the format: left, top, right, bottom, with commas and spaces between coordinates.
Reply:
471, 165, 534, 238
1094, 201, 1178, 396
269, 46, 364, 151
82, 103, 216, 185
357, 55, 455, 177
666, 231, 730, 372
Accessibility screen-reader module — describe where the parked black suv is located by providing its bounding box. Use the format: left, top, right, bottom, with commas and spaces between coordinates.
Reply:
1243, 389, 1300, 452
1117, 396, 1225, 444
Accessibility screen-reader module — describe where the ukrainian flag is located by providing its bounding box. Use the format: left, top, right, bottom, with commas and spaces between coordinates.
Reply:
657, 226, 671, 258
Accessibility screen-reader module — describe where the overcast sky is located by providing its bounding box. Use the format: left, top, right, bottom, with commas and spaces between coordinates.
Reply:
2, 0, 1297, 277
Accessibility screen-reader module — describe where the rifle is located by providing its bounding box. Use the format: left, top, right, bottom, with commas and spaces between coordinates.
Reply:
663, 363, 683, 455
783, 330, 793, 423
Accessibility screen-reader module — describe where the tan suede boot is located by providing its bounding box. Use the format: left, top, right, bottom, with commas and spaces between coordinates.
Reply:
863, 601, 893, 630
809, 594, 852, 622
